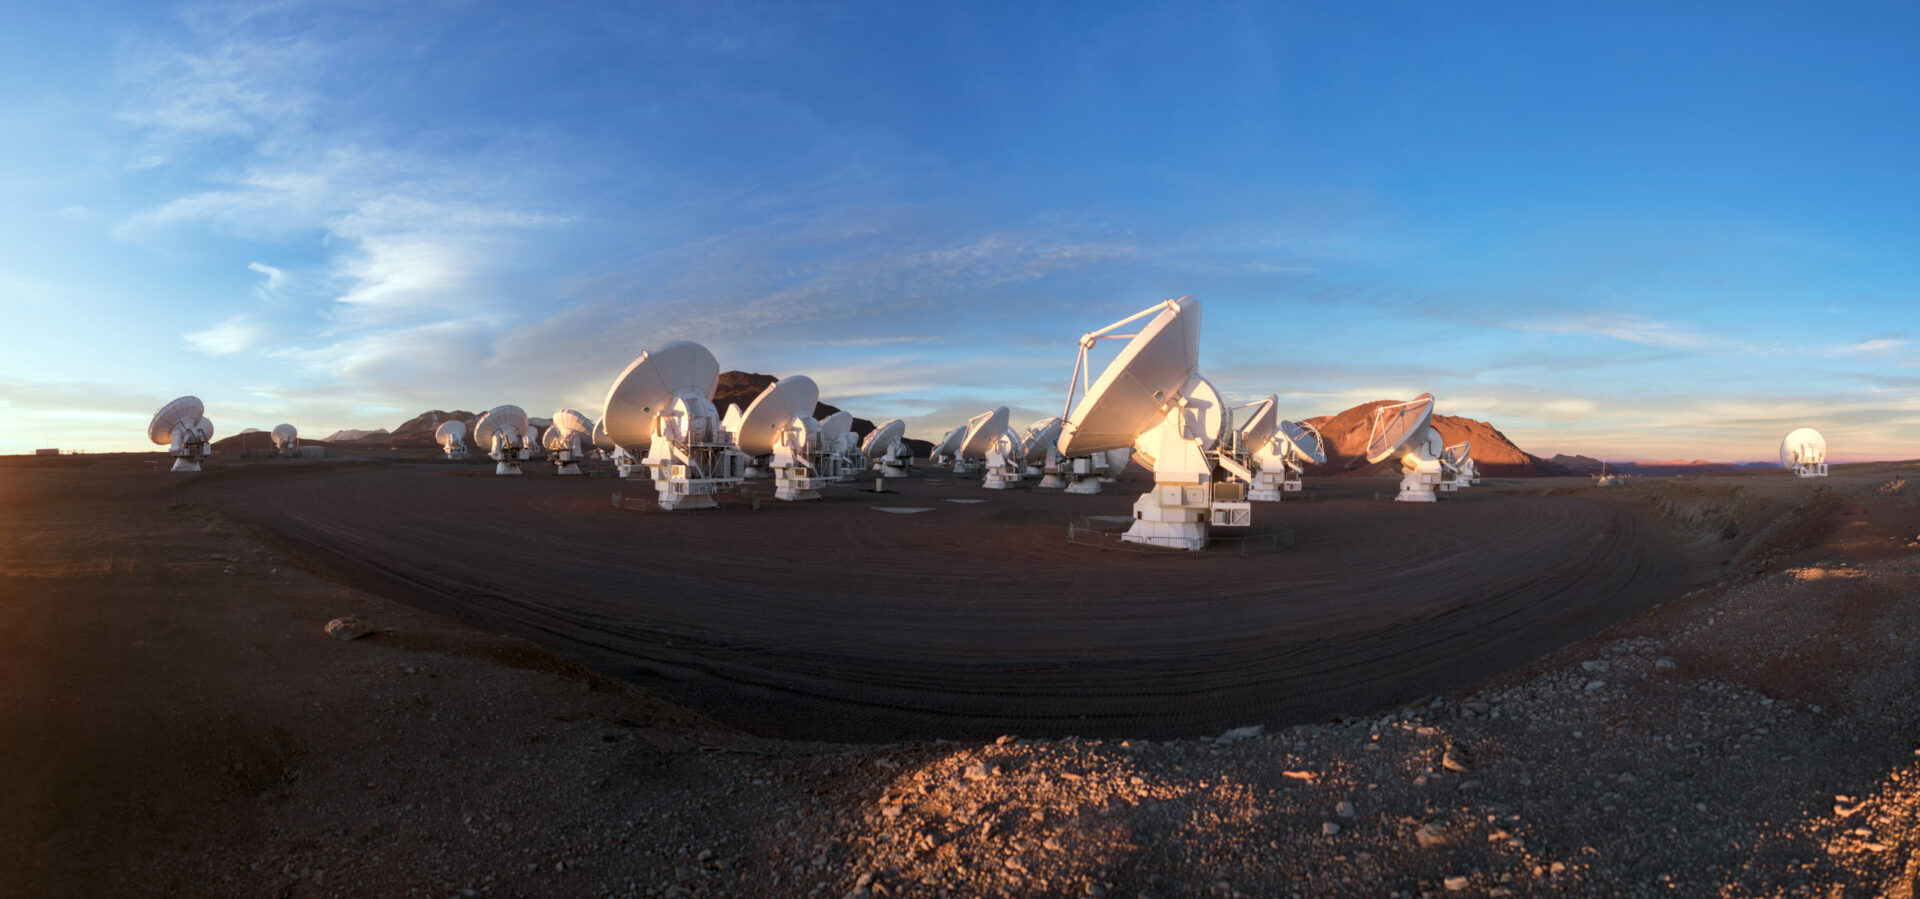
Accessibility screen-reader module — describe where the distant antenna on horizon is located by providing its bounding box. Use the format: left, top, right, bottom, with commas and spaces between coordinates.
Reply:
1364, 393, 1443, 503
545, 409, 594, 476
435, 419, 468, 460
1779, 427, 1829, 478
270, 423, 299, 457
474, 405, 532, 475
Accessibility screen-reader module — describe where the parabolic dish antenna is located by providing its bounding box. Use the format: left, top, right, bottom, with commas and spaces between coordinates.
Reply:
270, 423, 298, 456
959, 406, 1011, 461
1023, 417, 1064, 463
931, 426, 966, 462
1364, 393, 1436, 464
545, 408, 594, 475
600, 341, 721, 450
1058, 297, 1198, 458
475, 404, 531, 475
862, 418, 910, 476
862, 419, 906, 459
148, 396, 204, 447
195, 417, 215, 441
434, 419, 468, 459
1237, 396, 1279, 454
1779, 427, 1829, 477
1277, 420, 1327, 465
819, 410, 852, 445
736, 376, 821, 456
590, 418, 615, 452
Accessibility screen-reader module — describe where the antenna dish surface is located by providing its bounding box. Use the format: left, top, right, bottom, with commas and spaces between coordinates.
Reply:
271, 423, 297, 445
601, 342, 722, 449
959, 407, 1011, 459
1059, 297, 1199, 457
1022, 417, 1064, 462
1444, 440, 1472, 467
1364, 394, 1435, 464
590, 418, 614, 451
148, 396, 205, 446
434, 420, 467, 446
550, 408, 594, 439
474, 404, 530, 447
818, 410, 852, 445
932, 426, 966, 457
862, 419, 906, 458
736, 376, 821, 456
1279, 420, 1326, 464
1779, 427, 1827, 468
1238, 396, 1279, 452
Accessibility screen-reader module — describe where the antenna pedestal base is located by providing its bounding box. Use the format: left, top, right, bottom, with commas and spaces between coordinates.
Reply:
1064, 476, 1101, 494
1792, 463, 1829, 478
951, 460, 983, 475
170, 457, 202, 473
774, 470, 830, 501
495, 461, 523, 475
555, 462, 583, 476
1396, 464, 1441, 501
1247, 471, 1289, 502
1122, 483, 1214, 551
875, 463, 908, 477
1038, 473, 1067, 489
983, 467, 1021, 489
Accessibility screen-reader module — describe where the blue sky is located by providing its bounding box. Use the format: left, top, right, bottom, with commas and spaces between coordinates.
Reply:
2, 1, 1915, 461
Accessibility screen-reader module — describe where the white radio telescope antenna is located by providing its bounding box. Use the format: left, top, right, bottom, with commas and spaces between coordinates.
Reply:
1779, 427, 1828, 477
1364, 393, 1445, 502
474, 404, 532, 475
546, 408, 594, 476
270, 423, 298, 456
817, 409, 862, 481
929, 425, 966, 466
148, 396, 213, 472
737, 375, 843, 501
435, 419, 468, 460
862, 418, 912, 476
600, 341, 746, 509
1233, 395, 1289, 502
1058, 296, 1250, 549
1441, 440, 1478, 491
953, 406, 1009, 477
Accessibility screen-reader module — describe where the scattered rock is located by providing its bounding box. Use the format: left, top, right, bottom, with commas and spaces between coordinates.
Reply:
1336, 800, 1356, 819
1584, 679, 1607, 692
1444, 875, 1470, 891
324, 616, 373, 641
1416, 823, 1451, 848
1442, 747, 1472, 773
1322, 821, 1341, 836
1581, 660, 1610, 672
1217, 725, 1264, 742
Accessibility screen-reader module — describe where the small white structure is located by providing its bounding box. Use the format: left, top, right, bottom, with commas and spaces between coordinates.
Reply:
601, 341, 747, 509
1780, 427, 1829, 477
148, 396, 214, 472
474, 405, 533, 475
1058, 296, 1249, 550
863, 419, 912, 476
1273, 420, 1326, 495
545, 408, 594, 475
736, 376, 840, 501
1364, 394, 1443, 503
270, 423, 299, 456
435, 419, 469, 459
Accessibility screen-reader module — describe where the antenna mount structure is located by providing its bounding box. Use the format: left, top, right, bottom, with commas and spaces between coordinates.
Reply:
602, 341, 747, 509
148, 396, 213, 472
1363, 394, 1442, 502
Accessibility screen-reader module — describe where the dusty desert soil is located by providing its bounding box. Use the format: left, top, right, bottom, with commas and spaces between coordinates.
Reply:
193, 459, 1690, 741
2, 453, 1917, 898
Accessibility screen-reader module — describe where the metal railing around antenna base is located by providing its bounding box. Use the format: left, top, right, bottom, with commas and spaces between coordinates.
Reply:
1065, 516, 1293, 556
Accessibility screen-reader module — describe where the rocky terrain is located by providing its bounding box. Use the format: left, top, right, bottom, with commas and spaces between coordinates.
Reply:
1302, 402, 1568, 478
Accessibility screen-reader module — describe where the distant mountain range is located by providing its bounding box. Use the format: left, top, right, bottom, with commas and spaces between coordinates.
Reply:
1301, 401, 1569, 477
1547, 454, 1780, 477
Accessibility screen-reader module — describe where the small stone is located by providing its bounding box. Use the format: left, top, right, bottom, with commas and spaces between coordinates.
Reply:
1444, 875, 1469, 891
1580, 660, 1609, 672
1550, 862, 1567, 875
1584, 679, 1606, 692
880, 804, 903, 820
1336, 801, 1356, 819
1415, 823, 1450, 848
1322, 821, 1341, 836
324, 616, 373, 641
963, 763, 994, 781
1217, 725, 1264, 742
996, 734, 1016, 745
1441, 748, 1472, 773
